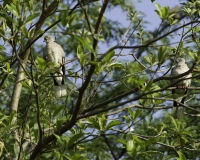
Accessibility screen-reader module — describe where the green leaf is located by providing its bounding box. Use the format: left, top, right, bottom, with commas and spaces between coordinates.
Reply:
71, 24, 83, 30
73, 35, 96, 56
123, 115, 131, 126
61, 11, 69, 27
145, 137, 160, 147
0, 115, 8, 123
93, 34, 104, 41
135, 109, 142, 119
53, 106, 64, 117
37, 56, 47, 71
144, 80, 153, 92
56, 117, 67, 127
128, 108, 142, 121
0, 45, 6, 51
104, 50, 115, 63
21, 80, 32, 89
2, 62, 13, 75
25, 13, 40, 24
155, 3, 161, 11
28, 28, 35, 39
15, 0, 20, 17
34, 29, 44, 37
68, 133, 84, 148
126, 132, 134, 151
117, 138, 126, 145
0, 13, 17, 26
157, 46, 167, 65
68, 14, 76, 26
6, 4, 20, 18
169, 115, 178, 131
9, 111, 17, 124
88, 61, 99, 66
144, 52, 157, 66
155, 3, 171, 20
21, 25, 28, 38
54, 150, 62, 159
132, 135, 144, 146
195, 49, 200, 62
27, 0, 33, 11
128, 108, 135, 120
1, 124, 16, 136
54, 134, 63, 145
108, 62, 125, 69
87, 117, 100, 129
155, 3, 162, 18
98, 114, 107, 131
106, 120, 121, 130
177, 151, 186, 160
77, 45, 86, 66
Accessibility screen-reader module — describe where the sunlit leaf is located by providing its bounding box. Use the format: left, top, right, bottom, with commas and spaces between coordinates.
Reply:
6, 4, 20, 18
68, 133, 84, 148
87, 117, 100, 129
77, 45, 86, 66
104, 50, 115, 63
26, 13, 40, 24
54, 134, 63, 145
98, 114, 107, 131
53, 106, 64, 117
73, 35, 96, 56
177, 151, 186, 160
37, 56, 47, 71
106, 120, 121, 130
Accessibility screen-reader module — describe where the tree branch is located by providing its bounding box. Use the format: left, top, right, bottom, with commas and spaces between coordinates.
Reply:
30, 0, 110, 159
99, 20, 200, 61
102, 134, 117, 160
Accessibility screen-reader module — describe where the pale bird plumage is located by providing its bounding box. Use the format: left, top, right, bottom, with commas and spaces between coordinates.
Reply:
43, 35, 66, 98
170, 58, 192, 118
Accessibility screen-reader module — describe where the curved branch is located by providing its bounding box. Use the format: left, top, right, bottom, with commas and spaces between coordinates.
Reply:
99, 20, 200, 61
30, 0, 110, 159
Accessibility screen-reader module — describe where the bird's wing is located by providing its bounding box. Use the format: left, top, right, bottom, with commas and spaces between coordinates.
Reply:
44, 40, 66, 97
182, 65, 192, 87
170, 65, 180, 84
43, 47, 48, 60
170, 61, 192, 119
50, 42, 65, 64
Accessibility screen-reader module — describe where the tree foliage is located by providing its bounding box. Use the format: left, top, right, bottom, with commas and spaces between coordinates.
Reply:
0, 0, 200, 159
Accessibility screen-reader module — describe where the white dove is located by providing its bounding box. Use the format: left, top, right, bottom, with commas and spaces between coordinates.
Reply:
43, 35, 67, 97
170, 58, 192, 118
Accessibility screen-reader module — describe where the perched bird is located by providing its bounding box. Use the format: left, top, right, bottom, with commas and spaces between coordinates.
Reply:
170, 58, 192, 118
43, 35, 66, 97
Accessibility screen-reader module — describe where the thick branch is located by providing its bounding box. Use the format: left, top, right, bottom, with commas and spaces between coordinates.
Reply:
30, 0, 110, 159
77, 73, 196, 119
9, 1, 60, 160
102, 134, 117, 160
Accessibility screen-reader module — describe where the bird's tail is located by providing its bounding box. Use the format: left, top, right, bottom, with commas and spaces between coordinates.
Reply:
53, 69, 66, 98
54, 85, 66, 97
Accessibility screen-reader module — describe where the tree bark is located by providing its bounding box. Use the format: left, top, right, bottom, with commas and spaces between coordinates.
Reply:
9, 1, 60, 159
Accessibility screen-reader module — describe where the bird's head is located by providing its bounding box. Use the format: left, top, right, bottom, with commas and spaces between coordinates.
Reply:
176, 58, 185, 64
44, 36, 55, 43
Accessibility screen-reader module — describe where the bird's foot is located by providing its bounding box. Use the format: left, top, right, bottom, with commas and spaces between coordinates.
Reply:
176, 84, 187, 89
59, 62, 63, 67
